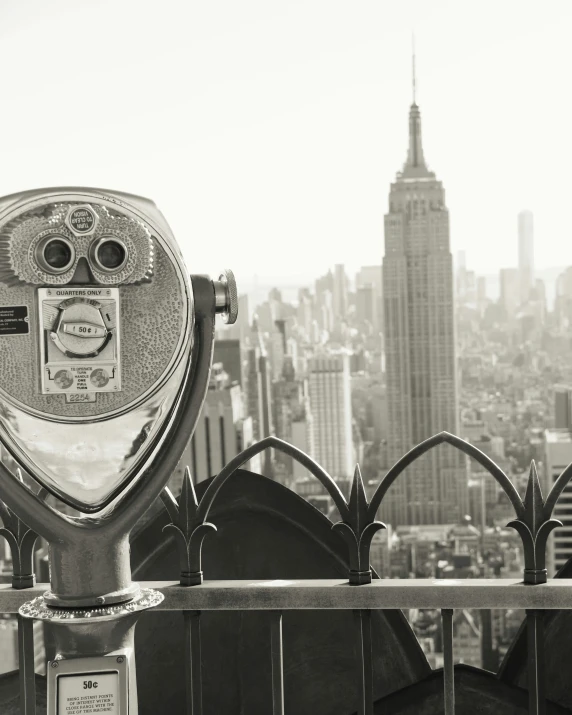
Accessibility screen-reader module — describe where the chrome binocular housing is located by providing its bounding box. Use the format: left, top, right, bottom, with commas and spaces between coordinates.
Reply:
0, 187, 237, 515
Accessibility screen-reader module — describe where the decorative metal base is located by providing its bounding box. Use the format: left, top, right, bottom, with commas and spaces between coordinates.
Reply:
19, 588, 164, 624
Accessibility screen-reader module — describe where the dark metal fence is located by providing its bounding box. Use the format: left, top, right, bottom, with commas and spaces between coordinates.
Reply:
2, 432, 572, 715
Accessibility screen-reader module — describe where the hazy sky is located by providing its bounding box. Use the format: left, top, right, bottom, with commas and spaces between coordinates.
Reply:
0, 1, 570, 290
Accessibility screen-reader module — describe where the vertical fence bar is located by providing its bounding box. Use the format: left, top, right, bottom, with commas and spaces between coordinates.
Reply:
184, 610, 203, 715
354, 609, 373, 715
526, 610, 546, 715
270, 611, 284, 715
441, 609, 455, 715
17, 615, 36, 715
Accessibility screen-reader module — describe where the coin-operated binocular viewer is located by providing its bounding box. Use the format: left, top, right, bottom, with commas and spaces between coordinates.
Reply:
0, 188, 237, 713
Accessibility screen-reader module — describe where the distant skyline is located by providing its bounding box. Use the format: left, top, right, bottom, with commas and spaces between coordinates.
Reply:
240, 265, 565, 295
1, 1, 571, 281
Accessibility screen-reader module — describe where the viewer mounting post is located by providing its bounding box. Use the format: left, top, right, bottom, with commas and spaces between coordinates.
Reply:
0, 187, 237, 714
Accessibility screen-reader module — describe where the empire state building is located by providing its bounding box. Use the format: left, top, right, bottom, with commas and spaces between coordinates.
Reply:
382, 86, 467, 526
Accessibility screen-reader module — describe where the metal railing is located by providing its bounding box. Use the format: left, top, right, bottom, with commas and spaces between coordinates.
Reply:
1, 432, 572, 715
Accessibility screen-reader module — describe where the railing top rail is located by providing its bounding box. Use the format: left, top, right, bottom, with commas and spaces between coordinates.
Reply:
4, 579, 572, 612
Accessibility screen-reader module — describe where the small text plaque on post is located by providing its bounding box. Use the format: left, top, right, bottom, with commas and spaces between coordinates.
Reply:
48, 656, 128, 715
58, 672, 119, 714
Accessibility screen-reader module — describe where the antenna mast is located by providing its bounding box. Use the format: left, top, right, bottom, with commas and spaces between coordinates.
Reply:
412, 33, 417, 104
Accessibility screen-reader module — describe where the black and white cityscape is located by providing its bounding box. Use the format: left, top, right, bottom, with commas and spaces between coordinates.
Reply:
157, 86, 572, 673
2, 5, 572, 710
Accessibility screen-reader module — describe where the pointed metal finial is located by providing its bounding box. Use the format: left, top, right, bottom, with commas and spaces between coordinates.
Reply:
506, 459, 562, 585
162, 465, 217, 586
332, 463, 386, 584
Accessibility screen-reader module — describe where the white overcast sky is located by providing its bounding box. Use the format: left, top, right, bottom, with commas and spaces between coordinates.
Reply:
0, 0, 570, 290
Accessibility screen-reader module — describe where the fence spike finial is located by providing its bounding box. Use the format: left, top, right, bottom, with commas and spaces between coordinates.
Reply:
348, 464, 368, 535
332, 463, 386, 585
507, 460, 561, 585
523, 460, 543, 534
163, 466, 217, 586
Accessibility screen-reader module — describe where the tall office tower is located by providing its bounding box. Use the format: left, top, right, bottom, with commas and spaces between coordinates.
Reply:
555, 267, 572, 330
356, 284, 376, 327
544, 429, 572, 575
499, 268, 520, 318
245, 347, 272, 442
291, 410, 314, 479
555, 385, 572, 429
356, 265, 383, 331
308, 354, 354, 479
269, 319, 287, 380
455, 250, 467, 301
213, 339, 242, 386
382, 76, 466, 526
244, 322, 273, 475
317, 290, 334, 334
315, 268, 334, 297
333, 264, 348, 319
172, 362, 255, 488
297, 288, 314, 341
189, 382, 244, 483
272, 357, 306, 479
518, 210, 534, 306
476, 276, 487, 317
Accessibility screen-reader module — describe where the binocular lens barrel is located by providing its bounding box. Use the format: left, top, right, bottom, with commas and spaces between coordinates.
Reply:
36, 235, 130, 275
92, 237, 128, 272
38, 236, 75, 274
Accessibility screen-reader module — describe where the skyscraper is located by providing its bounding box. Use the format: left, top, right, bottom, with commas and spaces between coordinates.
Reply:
544, 429, 572, 576
272, 357, 308, 481
518, 210, 534, 306
213, 339, 242, 386
555, 267, 572, 330
499, 268, 520, 318
333, 264, 348, 320
382, 70, 466, 526
356, 265, 383, 332
308, 354, 354, 479
174, 364, 256, 488
244, 321, 273, 476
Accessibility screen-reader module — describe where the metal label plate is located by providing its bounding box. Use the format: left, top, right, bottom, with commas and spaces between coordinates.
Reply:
48, 655, 128, 715
0, 305, 29, 335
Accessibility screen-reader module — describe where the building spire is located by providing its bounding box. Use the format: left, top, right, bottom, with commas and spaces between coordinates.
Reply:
402, 37, 430, 176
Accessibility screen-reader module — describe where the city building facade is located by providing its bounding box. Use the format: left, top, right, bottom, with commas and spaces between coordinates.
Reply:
544, 428, 572, 575
518, 210, 534, 306
382, 93, 466, 525
308, 353, 354, 479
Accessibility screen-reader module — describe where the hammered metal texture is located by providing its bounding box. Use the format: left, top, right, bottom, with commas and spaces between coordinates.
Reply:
0, 241, 185, 418
0, 203, 153, 286
19, 588, 164, 623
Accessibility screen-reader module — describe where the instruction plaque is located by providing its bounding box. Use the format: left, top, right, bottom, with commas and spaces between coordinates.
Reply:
48, 655, 128, 715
